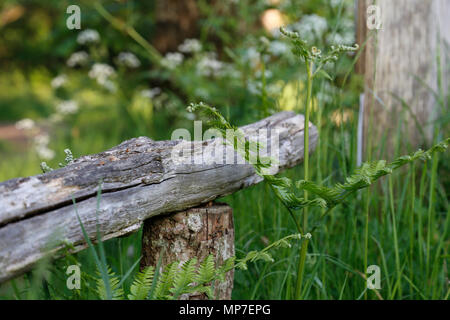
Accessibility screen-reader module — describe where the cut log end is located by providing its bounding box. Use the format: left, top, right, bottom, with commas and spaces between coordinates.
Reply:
141, 202, 234, 300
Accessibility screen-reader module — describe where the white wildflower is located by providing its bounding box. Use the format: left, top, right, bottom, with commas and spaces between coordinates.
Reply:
140, 87, 162, 99
34, 133, 50, 146
196, 52, 224, 77
67, 51, 89, 67
326, 32, 354, 45
34, 133, 55, 160
178, 38, 202, 53
102, 79, 117, 93
244, 47, 261, 68
291, 14, 327, 41
15, 118, 35, 131
51, 74, 67, 89
161, 52, 183, 70
255, 69, 273, 79
77, 29, 100, 45
56, 100, 79, 115
89, 63, 116, 91
221, 64, 241, 79
89, 63, 115, 80
247, 80, 262, 95
117, 52, 141, 68
268, 40, 289, 56
36, 146, 55, 160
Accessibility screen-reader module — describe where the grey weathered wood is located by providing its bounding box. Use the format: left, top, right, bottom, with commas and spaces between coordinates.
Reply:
356, 0, 449, 154
0, 111, 317, 283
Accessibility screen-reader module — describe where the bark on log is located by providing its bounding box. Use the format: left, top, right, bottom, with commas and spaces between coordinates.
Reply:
356, 0, 449, 156
0, 111, 318, 283
141, 202, 234, 300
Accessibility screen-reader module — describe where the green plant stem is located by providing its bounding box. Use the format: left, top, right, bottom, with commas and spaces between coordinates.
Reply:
93, 2, 163, 66
389, 175, 402, 298
294, 238, 309, 299
303, 61, 313, 230
294, 60, 313, 300
409, 162, 415, 297
363, 187, 370, 300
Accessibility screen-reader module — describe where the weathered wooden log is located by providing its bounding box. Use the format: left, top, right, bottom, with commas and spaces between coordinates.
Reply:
141, 202, 234, 300
0, 111, 318, 283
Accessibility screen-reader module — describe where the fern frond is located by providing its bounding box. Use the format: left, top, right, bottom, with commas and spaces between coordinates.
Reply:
215, 257, 236, 282
153, 262, 179, 300
127, 266, 155, 300
170, 258, 198, 299
95, 266, 124, 300
264, 175, 327, 210
297, 138, 450, 210
235, 233, 304, 270
194, 255, 216, 284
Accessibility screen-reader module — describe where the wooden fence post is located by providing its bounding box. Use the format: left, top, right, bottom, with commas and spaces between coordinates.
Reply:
356, 0, 450, 156
141, 202, 234, 299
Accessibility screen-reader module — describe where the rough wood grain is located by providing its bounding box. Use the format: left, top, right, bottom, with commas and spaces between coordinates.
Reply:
141, 202, 234, 300
0, 111, 317, 283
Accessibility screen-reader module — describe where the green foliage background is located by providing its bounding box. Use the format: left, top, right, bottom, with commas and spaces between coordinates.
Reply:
0, 0, 448, 299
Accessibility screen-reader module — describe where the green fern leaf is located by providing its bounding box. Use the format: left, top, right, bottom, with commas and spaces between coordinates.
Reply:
194, 255, 216, 285
171, 258, 198, 299
95, 267, 124, 300
153, 262, 179, 299
128, 266, 155, 300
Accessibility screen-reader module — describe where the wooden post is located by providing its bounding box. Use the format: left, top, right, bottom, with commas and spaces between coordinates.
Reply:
356, 0, 449, 156
141, 202, 234, 300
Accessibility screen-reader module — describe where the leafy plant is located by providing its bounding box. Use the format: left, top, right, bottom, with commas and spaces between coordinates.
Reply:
74, 182, 307, 300
187, 101, 450, 299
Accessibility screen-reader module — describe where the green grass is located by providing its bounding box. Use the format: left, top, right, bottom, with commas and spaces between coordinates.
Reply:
1, 126, 447, 300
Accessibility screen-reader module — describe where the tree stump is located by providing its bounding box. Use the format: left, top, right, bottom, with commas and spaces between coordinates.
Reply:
141, 202, 234, 300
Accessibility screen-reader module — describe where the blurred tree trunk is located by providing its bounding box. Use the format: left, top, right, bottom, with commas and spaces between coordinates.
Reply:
153, 0, 199, 53
356, 0, 449, 158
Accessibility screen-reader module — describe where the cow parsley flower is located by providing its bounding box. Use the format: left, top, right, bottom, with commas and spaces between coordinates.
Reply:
178, 39, 202, 53
15, 118, 35, 131
291, 14, 328, 41
56, 100, 79, 115
326, 31, 355, 45
196, 52, 224, 77
34, 133, 55, 160
268, 40, 289, 56
140, 87, 162, 99
36, 147, 55, 160
67, 51, 89, 67
244, 47, 261, 68
77, 29, 100, 45
88, 63, 116, 91
117, 52, 141, 68
161, 52, 184, 70
51, 74, 67, 89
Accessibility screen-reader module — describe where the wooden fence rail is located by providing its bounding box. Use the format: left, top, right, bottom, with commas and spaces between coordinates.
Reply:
0, 111, 317, 287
